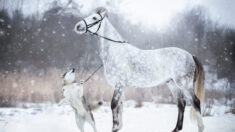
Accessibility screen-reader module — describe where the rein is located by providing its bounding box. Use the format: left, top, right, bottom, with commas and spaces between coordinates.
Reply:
84, 64, 103, 83
83, 13, 128, 44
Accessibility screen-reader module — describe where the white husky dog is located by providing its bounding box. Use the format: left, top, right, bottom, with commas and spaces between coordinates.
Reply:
58, 68, 101, 132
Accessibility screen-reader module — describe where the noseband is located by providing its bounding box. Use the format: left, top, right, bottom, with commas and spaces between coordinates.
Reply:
83, 13, 104, 34
82, 13, 127, 44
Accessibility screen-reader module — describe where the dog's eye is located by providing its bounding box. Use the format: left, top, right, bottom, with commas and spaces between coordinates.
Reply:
92, 17, 97, 20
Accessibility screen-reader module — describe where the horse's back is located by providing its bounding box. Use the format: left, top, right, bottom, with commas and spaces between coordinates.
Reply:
127, 47, 195, 87
150, 47, 195, 77
104, 45, 195, 88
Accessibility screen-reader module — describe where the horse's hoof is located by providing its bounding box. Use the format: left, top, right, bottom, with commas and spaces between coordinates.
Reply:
198, 126, 204, 132
112, 127, 119, 132
172, 128, 179, 132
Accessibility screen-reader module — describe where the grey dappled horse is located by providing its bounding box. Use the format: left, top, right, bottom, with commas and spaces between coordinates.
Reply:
74, 7, 205, 132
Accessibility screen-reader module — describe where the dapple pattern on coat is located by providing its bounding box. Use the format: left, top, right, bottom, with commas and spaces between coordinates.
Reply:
74, 7, 205, 132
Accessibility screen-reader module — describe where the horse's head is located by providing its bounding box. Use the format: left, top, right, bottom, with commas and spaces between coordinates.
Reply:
74, 7, 108, 34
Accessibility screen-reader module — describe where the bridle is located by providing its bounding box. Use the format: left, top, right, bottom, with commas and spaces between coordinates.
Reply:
82, 13, 128, 44
83, 13, 104, 34
79, 13, 128, 83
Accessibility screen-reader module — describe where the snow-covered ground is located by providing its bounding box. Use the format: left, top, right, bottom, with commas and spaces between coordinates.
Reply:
0, 102, 234, 132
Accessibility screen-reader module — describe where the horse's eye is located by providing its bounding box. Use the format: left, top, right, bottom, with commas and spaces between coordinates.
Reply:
92, 17, 97, 20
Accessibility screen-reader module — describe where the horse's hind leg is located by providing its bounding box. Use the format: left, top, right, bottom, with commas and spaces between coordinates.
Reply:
183, 77, 204, 132
173, 93, 186, 132
166, 79, 186, 132
191, 94, 204, 132
111, 84, 124, 132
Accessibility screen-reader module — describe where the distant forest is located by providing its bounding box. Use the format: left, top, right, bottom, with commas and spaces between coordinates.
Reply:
0, 2, 235, 83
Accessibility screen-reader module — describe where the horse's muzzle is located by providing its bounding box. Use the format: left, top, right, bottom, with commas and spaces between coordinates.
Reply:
74, 22, 86, 34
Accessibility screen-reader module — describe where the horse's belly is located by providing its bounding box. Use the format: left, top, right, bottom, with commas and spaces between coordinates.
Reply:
128, 73, 169, 88
104, 67, 170, 88
103, 55, 171, 88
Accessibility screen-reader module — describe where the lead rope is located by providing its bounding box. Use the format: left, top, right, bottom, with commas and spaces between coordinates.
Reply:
83, 64, 103, 83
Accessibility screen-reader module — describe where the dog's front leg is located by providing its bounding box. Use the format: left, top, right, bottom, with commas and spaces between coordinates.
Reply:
58, 98, 69, 106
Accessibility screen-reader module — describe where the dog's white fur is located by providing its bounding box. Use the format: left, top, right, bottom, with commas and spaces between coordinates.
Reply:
58, 69, 97, 132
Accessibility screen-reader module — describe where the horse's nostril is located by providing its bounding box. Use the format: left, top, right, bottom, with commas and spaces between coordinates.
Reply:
77, 25, 81, 31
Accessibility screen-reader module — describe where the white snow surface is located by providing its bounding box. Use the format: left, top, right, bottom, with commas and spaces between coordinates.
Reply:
0, 102, 234, 132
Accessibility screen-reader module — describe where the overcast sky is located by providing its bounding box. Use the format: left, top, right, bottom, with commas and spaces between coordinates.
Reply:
0, 0, 235, 29
197, 0, 235, 28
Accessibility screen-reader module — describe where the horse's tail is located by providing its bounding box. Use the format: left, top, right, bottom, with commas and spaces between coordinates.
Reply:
190, 56, 205, 122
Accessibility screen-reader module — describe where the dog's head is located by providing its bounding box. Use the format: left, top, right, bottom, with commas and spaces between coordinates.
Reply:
62, 68, 76, 84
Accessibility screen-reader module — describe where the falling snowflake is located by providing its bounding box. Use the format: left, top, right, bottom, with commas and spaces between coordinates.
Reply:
31, 80, 35, 86
0, 19, 4, 22
12, 82, 18, 88
0, 30, 4, 36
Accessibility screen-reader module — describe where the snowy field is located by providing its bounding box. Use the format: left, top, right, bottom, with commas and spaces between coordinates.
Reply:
0, 102, 234, 132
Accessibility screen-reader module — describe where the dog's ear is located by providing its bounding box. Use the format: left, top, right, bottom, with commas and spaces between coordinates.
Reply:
61, 72, 67, 78
72, 68, 75, 72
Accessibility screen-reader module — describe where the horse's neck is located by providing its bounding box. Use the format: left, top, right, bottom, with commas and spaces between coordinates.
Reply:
97, 18, 125, 61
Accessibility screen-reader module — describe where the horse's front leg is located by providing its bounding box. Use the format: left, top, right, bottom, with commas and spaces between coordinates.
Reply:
111, 84, 124, 132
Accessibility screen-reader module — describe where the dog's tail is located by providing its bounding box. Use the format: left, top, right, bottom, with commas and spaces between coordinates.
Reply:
89, 101, 103, 111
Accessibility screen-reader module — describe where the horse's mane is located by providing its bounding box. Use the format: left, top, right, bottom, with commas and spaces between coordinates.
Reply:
95, 7, 108, 17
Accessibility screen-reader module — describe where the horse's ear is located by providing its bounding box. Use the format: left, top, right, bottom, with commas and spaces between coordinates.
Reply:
95, 7, 108, 17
